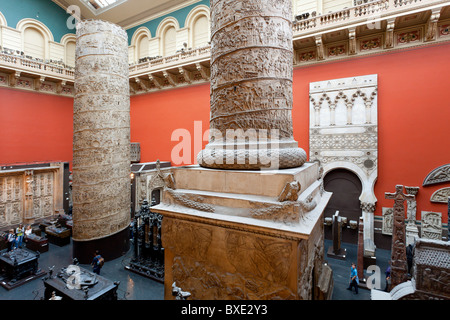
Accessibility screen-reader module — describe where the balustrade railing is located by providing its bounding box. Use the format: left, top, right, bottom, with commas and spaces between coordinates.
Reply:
129, 45, 211, 76
293, 0, 441, 34
0, 52, 74, 80
0, 0, 445, 87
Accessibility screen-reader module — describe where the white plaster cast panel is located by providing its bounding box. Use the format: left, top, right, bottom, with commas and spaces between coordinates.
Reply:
309, 74, 378, 249
421, 211, 442, 240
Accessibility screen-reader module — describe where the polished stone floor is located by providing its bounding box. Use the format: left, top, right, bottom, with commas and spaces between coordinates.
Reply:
0, 236, 391, 301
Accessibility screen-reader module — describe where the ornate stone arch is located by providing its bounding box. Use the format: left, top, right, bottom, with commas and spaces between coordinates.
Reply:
130, 26, 152, 63
16, 18, 54, 60
156, 17, 180, 56
185, 5, 210, 48
322, 162, 375, 204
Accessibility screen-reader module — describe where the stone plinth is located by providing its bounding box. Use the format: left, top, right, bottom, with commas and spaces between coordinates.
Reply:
197, 0, 306, 170
151, 162, 332, 300
72, 19, 130, 263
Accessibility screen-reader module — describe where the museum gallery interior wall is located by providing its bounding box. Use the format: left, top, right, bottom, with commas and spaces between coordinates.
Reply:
0, 42, 449, 225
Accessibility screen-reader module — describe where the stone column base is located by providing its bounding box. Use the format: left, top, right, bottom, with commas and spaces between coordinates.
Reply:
72, 227, 130, 264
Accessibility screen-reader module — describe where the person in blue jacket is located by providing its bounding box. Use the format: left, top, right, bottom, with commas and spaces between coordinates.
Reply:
91, 250, 104, 275
346, 262, 359, 294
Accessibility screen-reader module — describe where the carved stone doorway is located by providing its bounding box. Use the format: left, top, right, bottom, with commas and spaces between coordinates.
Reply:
324, 169, 362, 244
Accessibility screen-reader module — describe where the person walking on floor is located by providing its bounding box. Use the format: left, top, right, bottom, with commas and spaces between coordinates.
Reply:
346, 262, 359, 294
91, 250, 104, 275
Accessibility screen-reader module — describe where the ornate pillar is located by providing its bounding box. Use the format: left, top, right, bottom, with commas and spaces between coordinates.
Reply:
385, 185, 414, 289
405, 186, 419, 246
72, 20, 131, 263
197, 0, 306, 170
23, 170, 34, 224
360, 201, 376, 257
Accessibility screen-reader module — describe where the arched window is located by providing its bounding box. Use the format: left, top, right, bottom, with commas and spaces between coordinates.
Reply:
138, 34, 149, 60
131, 27, 152, 63
185, 5, 210, 49
65, 40, 76, 67
163, 26, 176, 56
156, 17, 180, 57
61, 34, 77, 68
17, 19, 54, 60
193, 15, 209, 48
23, 27, 45, 60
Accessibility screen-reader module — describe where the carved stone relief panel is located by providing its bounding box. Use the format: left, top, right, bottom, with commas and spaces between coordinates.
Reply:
421, 211, 442, 240
162, 216, 302, 300
309, 74, 378, 246
430, 187, 450, 203
32, 171, 55, 219
0, 165, 63, 229
309, 75, 378, 180
0, 175, 23, 227
423, 163, 450, 186
382, 207, 394, 235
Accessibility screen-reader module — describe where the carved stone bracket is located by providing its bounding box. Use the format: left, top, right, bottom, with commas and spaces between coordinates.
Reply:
425, 8, 441, 42
149, 74, 164, 89
195, 63, 210, 80
163, 71, 178, 87
315, 35, 325, 60
135, 77, 151, 92
348, 28, 357, 55
178, 67, 193, 84
34, 76, 45, 91
8, 71, 21, 87
385, 19, 395, 49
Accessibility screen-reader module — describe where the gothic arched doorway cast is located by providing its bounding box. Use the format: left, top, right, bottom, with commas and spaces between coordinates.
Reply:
323, 168, 362, 244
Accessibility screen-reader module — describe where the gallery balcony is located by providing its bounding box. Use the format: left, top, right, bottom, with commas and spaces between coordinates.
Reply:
0, 0, 449, 96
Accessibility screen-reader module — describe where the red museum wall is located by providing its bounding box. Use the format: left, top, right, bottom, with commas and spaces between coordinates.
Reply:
0, 88, 73, 168
291, 42, 450, 223
0, 42, 449, 223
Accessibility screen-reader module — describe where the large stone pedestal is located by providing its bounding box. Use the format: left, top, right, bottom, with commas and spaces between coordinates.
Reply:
151, 161, 332, 300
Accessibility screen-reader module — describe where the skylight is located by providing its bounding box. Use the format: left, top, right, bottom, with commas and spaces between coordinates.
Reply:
82, 0, 128, 14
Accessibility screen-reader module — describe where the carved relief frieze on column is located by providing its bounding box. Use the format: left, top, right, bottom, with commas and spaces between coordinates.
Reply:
72, 19, 131, 243
197, 0, 307, 170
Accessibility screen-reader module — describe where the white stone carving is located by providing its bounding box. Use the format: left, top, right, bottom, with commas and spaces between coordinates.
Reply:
430, 187, 450, 203
421, 211, 442, 240
382, 207, 394, 235
309, 74, 378, 249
